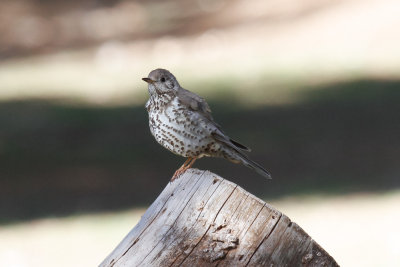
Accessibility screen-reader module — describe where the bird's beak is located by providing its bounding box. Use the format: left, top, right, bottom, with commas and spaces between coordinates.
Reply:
142, 77, 155, 84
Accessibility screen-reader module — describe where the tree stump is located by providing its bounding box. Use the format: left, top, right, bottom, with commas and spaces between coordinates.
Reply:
100, 169, 338, 267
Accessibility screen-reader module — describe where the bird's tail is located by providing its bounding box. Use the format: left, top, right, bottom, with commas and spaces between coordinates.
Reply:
223, 148, 272, 179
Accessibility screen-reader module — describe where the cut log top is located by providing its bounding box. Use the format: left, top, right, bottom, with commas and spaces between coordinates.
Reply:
100, 169, 338, 267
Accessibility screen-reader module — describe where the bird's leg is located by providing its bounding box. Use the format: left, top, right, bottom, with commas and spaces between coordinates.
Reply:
185, 157, 197, 170
180, 157, 193, 170
171, 158, 192, 181
179, 157, 197, 174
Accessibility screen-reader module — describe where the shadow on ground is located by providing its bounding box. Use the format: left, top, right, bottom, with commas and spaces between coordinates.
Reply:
1, 79, 399, 223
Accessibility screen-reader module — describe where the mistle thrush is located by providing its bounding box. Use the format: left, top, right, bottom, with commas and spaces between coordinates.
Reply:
143, 68, 271, 181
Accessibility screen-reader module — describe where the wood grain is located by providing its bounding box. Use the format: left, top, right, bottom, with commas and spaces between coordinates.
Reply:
100, 169, 338, 267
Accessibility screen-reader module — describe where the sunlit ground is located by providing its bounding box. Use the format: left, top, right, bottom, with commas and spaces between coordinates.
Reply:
1, 191, 399, 267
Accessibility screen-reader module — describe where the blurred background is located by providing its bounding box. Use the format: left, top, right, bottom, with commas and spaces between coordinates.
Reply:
0, 0, 399, 266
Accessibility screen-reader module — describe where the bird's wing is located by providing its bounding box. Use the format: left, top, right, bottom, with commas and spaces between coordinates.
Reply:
177, 87, 213, 120
176, 87, 251, 152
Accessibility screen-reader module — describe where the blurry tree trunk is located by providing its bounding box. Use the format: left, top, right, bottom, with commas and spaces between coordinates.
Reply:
100, 169, 338, 267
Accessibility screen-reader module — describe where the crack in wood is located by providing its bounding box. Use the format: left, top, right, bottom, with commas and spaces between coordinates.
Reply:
240, 203, 266, 240
218, 201, 266, 266
244, 214, 283, 266
167, 179, 225, 267
177, 185, 238, 266
115, 177, 187, 263
100, 170, 338, 267
138, 171, 208, 265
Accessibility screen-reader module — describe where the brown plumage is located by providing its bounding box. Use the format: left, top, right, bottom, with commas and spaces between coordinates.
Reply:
143, 68, 271, 181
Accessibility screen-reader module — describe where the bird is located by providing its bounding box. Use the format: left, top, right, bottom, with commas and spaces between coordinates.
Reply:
142, 68, 271, 181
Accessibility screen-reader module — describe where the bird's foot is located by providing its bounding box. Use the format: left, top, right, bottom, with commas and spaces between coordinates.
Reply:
170, 157, 198, 182
171, 168, 186, 182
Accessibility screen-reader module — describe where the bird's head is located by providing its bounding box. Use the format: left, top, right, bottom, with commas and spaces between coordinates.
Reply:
142, 68, 180, 96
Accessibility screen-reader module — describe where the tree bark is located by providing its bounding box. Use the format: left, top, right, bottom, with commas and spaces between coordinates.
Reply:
100, 169, 338, 267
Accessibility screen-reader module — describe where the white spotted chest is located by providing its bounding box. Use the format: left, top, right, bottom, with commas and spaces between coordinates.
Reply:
146, 97, 220, 158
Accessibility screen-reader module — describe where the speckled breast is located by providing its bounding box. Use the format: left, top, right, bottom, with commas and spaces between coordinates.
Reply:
147, 97, 220, 158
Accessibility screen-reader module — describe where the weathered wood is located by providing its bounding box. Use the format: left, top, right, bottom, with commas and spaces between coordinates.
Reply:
100, 169, 338, 267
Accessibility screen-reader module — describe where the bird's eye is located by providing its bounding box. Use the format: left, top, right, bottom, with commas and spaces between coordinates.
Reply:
160, 77, 166, 83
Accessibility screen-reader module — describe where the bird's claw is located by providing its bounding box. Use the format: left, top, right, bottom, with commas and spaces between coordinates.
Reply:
171, 168, 186, 182
170, 157, 196, 182
171, 170, 184, 182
